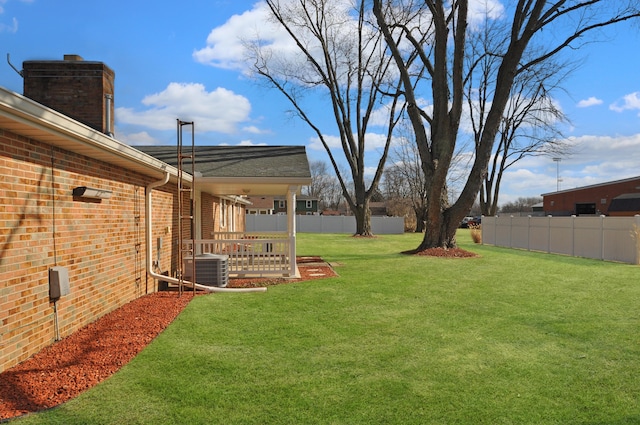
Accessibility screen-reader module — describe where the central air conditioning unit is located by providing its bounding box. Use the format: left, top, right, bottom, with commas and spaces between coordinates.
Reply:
183, 253, 229, 287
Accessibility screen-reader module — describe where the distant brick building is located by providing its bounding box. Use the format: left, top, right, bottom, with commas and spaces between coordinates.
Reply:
542, 176, 640, 216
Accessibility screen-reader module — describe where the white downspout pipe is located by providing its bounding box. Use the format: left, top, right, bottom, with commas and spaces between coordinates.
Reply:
146, 173, 266, 293
287, 186, 298, 277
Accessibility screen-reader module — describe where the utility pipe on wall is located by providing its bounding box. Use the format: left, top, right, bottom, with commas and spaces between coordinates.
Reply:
145, 173, 266, 293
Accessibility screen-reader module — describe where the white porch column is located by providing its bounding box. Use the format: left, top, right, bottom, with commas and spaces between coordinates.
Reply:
287, 186, 298, 276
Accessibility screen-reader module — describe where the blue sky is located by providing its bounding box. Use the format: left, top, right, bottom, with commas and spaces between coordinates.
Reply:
1, 0, 639, 206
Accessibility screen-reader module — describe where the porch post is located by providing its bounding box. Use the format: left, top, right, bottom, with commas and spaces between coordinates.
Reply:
287, 186, 298, 276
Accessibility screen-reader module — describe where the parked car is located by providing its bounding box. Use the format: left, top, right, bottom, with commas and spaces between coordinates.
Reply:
459, 216, 481, 228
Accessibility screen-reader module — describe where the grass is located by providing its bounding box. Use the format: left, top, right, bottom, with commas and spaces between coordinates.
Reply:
13, 231, 640, 424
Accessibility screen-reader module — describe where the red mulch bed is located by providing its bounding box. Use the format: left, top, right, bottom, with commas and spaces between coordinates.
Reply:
0, 260, 337, 421
402, 247, 479, 258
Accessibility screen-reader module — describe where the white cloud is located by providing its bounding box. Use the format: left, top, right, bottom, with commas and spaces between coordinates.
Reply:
468, 0, 505, 28
308, 132, 391, 152
610, 92, 640, 113
116, 82, 254, 134
238, 140, 267, 146
193, 0, 386, 80
117, 131, 160, 146
567, 133, 640, 163
193, 2, 289, 71
0, 16, 18, 33
309, 134, 342, 151
219, 140, 267, 146
577, 96, 602, 108
242, 125, 269, 134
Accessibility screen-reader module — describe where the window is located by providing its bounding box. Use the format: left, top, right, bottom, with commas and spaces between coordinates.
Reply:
306, 200, 313, 209
278, 200, 285, 209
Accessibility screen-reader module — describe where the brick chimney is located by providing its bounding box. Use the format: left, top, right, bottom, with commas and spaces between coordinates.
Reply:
22, 55, 115, 136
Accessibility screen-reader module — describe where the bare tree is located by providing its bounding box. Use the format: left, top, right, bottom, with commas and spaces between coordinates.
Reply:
373, 0, 640, 250
385, 137, 429, 231
470, 63, 571, 216
499, 196, 543, 214
466, 19, 573, 216
247, 0, 405, 235
303, 160, 343, 211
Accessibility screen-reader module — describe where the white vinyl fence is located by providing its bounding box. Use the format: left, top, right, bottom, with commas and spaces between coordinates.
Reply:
246, 214, 405, 234
482, 215, 640, 265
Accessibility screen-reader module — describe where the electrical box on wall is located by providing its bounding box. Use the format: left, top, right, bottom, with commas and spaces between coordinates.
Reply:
49, 266, 70, 299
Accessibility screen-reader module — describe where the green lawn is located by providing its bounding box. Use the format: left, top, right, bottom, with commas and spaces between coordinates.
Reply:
13, 232, 640, 424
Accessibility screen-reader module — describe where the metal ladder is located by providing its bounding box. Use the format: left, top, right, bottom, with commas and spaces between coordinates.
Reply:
176, 119, 196, 295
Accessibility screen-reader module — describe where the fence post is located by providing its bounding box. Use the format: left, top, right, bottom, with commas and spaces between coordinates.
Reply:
635, 215, 640, 265
509, 215, 513, 247
547, 215, 552, 254
600, 215, 605, 261
571, 215, 576, 257
527, 215, 531, 251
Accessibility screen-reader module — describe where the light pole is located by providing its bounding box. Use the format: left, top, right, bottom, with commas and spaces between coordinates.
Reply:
553, 157, 561, 191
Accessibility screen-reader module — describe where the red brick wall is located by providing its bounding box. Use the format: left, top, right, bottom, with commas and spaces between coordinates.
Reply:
201, 192, 215, 237
0, 129, 176, 373
544, 178, 640, 216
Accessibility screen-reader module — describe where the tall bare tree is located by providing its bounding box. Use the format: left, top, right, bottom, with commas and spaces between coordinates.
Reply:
373, 0, 640, 250
248, 0, 404, 235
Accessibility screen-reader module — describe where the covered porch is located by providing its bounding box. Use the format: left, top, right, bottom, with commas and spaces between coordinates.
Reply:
194, 177, 303, 277
137, 145, 311, 280
190, 148, 312, 278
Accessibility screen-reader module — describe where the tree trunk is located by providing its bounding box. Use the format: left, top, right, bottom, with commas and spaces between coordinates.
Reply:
414, 206, 427, 233
353, 198, 373, 236
418, 212, 457, 250
417, 184, 462, 250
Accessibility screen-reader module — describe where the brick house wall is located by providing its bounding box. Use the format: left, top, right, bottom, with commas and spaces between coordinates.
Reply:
201, 192, 216, 238
0, 129, 178, 373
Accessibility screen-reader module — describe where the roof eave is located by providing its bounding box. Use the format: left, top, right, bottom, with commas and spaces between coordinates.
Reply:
0, 86, 184, 181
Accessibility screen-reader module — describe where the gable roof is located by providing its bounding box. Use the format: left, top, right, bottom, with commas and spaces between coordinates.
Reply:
136, 145, 312, 196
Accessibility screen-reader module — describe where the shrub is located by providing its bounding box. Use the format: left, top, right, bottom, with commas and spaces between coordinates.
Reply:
469, 224, 482, 244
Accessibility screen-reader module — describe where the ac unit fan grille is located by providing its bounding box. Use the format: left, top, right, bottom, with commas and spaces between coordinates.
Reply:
183, 254, 229, 287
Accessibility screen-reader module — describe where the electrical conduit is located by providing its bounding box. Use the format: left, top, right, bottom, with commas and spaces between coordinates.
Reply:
146, 173, 266, 293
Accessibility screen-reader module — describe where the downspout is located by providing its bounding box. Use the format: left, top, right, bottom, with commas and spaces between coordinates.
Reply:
146, 172, 266, 293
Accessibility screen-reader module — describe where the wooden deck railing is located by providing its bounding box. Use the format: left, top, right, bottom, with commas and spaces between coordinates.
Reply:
184, 232, 295, 277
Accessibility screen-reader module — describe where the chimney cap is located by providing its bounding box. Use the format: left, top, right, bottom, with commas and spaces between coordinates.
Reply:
63, 54, 84, 61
